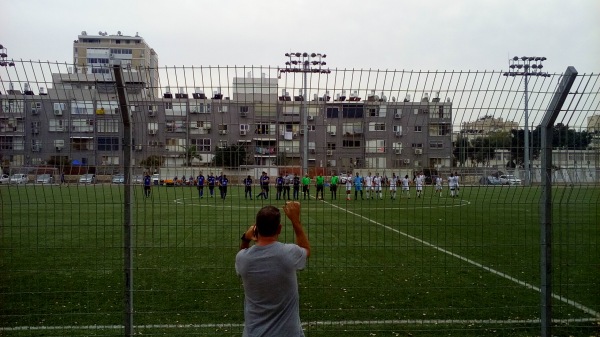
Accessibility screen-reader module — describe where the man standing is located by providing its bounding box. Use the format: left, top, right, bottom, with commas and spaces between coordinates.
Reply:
415, 172, 424, 198
276, 174, 284, 200
315, 174, 324, 200
236, 202, 310, 337
196, 171, 205, 199
207, 173, 216, 197
364, 172, 373, 199
449, 172, 457, 198
143, 172, 152, 198
257, 172, 270, 199
330, 172, 339, 200
389, 173, 398, 200
220, 174, 229, 200
435, 176, 443, 197
292, 173, 300, 200
353, 172, 364, 200
283, 173, 292, 200
401, 174, 411, 199
301, 174, 310, 200
373, 173, 383, 200
243, 175, 253, 200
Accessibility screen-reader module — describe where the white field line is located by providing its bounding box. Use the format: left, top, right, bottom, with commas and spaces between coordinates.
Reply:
324, 199, 600, 319
1, 318, 598, 331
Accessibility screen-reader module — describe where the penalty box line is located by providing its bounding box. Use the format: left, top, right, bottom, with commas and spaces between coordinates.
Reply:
323, 200, 600, 319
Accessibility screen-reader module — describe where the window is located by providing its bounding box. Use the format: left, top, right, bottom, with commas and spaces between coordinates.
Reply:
429, 141, 444, 149
71, 119, 94, 132
97, 137, 119, 151
411, 143, 423, 148
190, 138, 211, 152
342, 122, 363, 136
368, 122, 386, 131
1, 100, 24, 114
342, 140, 361, 148
97, 101, 119, 114
393, 125, 403, 135
327, 142, 337, 150
101, 156, 120, 165
218, 124, 228, 131
255, 123, 276, 135
342, 105, 364, 118
218, 140, 228, 149
429, 123, 451, 136
240, 106, 249, 113
72, 101, 94, 115
326, 107, 339, 118
414, 126, 422, 132
166, 120, 186, 132
96, 120, 119, 133
49, 119, 68, 132
190, 103, 210, 113
366, 139, 386, 153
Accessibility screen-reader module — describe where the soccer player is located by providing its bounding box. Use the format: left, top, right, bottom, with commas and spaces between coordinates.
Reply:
301, 174, 310, 200
364, 172, 373, 199
415, 172, 425, 198
220, 174, 229, 199
435, 176, 443, 197
292, 173, 300, 200
389, 173, 398, 200
276, 174, 284, 200
330, 172, 339, 200
243, 175, 253, 200
257, 172, 270, 199
196, 171, 205, 198
207, 173, 216, 197
315, 174, 324, 200
354, 172, 364, 200
454, 171, 460, 197
373, 172, 383, 199
143, 172, 152, 198
345, 176, 353, 200
449, 172, 458, 198
283, 173, 292, 200
401, 174, 411, 199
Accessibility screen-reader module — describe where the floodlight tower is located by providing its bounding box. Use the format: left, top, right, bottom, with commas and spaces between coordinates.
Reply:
504, 56, 550, 186
0, 44, 16, 67
280, 52, 330, 175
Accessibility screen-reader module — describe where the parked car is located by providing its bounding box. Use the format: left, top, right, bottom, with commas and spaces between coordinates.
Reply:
10, 174, 29, 184
132, 175, 144, 184
499, 174, 521, 185
36, 174, 54, 184
480, 176, 502, 185
0, 174, 9, 184
79, 174, 96, 184
112, 174, 125, 184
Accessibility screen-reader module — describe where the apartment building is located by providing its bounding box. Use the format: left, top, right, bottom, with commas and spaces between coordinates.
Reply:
73, 31, 159, 97
0, 74, 454, 173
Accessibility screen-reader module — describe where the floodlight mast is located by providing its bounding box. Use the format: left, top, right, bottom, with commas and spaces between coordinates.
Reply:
0, 44, 16, 67
503, 56, 550, 186
280, 53, 330, 175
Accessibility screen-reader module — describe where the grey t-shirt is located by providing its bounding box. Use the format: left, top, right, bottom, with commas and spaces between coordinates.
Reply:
235, 242, 307, 337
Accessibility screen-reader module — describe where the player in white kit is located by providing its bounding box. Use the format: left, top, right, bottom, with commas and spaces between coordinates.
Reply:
415, 172, 425, 198
364, 172, 373, 199
389, 173, 398, 200
373, 173, 383, 199
435, 176, 443, 197
401, 175, 411, 199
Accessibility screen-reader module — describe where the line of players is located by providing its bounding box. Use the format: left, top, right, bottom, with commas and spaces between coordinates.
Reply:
166, 171, 462, 201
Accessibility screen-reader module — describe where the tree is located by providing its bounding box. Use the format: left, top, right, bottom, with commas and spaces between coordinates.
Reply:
140, 155, 164, 169
212, 145, 248, 168
453, 135, 471, 167
183, 145, 202, 166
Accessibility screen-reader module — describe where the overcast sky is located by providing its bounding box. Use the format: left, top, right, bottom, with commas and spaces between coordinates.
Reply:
2, 0, 599, 73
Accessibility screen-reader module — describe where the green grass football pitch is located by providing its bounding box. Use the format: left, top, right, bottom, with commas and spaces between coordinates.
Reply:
1, 184, 598, 336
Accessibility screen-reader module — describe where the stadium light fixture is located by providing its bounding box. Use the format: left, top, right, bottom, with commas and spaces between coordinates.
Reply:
279, 52, 330, 175
503, 56, 550, 186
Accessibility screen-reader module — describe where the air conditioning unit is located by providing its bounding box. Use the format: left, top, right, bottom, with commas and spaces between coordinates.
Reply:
54, 110, 63, 116
299, 129, 305, 135
135, 145, 143, 151
190, 109, 199, 114
394, 149, 402, 155
310, 148, 316, 154
219, 130, 228, 135
307, 115, 314, 121
240, 112, 248, 117
204, 123, 212, 130
395, 131, 402, 137
394, 113, 402, 119
415, 148, 423, 155
55, 146, 64, 151
32, 145, 41, 152
293, 132, 299, 139
403, 159, 411, 164
148, 129, 157, 135
326, 150, 333, 156
328, 131, 336, 136
32, 108, 40, 115
148, 111, 156, 117
240, 130, 247, 136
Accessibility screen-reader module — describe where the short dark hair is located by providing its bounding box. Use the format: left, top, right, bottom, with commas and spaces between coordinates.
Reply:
255, 205, 281, 237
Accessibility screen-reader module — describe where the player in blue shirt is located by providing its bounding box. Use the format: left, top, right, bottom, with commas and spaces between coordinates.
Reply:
196, 172, 205, 199
354, 172, 364, 200
243, 175, 253, 200
207, 173, 216, 197
220, 174, 229, 199
143, 172, 152, 198
256, 172, 270, 199
275, 174, 284, 200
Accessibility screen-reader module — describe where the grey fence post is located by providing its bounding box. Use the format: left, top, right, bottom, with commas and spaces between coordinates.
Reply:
539, 66, 578, 337
114, 64, 134, 336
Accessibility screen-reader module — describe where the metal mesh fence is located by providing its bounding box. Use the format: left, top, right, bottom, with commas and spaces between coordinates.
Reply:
0, 61, 599, 336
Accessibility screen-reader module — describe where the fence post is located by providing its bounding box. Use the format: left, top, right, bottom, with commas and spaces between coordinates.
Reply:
538, 66, 578, 337
114, 64, 134, 336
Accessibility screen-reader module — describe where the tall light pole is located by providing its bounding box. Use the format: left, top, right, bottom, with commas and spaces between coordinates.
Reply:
504, 56, 550, 186
0, 44, 16, 67
280, 52, 330, 175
